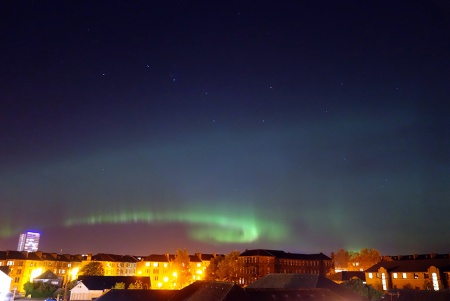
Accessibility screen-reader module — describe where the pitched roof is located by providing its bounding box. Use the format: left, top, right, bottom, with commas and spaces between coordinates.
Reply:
0, 266, 10, 276
89, 253, 139, 263
35, 270, 59, 280
365, 258, 450, 273
240, 249, 285, 257
196, 253, 218, 261
168, 280, 355, 301
189, 254, 202, 263
76, 276, 151, 290
239, 249, 331, 260
327, 271, 366, 282
0, 250, 29, 260
96, 289, 176, 301
168, 281, 244, 301
142, 254, 169, 262
246, 274, 361, 301
244, 288, 349, 301
246, 274, 325, 289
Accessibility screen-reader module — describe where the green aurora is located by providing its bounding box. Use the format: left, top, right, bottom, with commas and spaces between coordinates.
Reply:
65, 209, 289, 244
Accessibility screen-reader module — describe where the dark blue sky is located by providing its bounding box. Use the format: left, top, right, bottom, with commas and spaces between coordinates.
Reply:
1, 1, 449, 256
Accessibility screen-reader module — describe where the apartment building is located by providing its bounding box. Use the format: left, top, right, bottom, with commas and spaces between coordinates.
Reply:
365, 253, 450, 291
85, 253, 138, 276
0, 251, 83, 294
239, 249, 333, 286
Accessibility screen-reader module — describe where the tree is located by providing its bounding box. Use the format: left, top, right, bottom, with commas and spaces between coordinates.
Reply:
204, 255, 224, 281
341, 278, 383, 301
216, 250, 243, 283
172, 248, 192, 288
23, 281, 58, 298
350, 248, 381, 271
333, 248, 381, 271
113, 282, 125, 289
79, 261, 104, 276
23, 282, 34, 297
128, 280, 144, 289
332, 249, 351, 271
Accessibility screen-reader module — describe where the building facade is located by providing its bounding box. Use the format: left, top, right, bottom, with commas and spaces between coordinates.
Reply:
0, 250, 83, 295
17, 232, 40, 252
239, 249, 333, 286
1, 248, 331, 292
365, 254, 450, 291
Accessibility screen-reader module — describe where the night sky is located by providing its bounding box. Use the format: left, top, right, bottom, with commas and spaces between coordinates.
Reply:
1, 1, 449, 256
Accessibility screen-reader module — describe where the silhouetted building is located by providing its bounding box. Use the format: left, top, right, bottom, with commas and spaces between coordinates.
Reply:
239, 249, 332, 285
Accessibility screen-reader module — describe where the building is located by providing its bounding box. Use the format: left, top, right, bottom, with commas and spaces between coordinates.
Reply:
365, 253, 450, 291
239, 249, 333, 286
327, 271, 366, 284
136, 254, 172, 289
0, 267, 12, 301
135, 253, 214, 289
17, 232, 40, 252
83, 253, 138, 277
0, 250, 83, 294
70, 276, 150, 300
246, 273, 363, 301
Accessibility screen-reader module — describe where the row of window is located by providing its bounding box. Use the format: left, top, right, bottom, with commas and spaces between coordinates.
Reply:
1, 261, 72, 268
279, 260, 321, 266
368, 272, 432, 280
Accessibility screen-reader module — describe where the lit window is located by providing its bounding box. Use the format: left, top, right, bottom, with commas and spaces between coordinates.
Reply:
402, 273, 407, 279
432, 273, 439, 291
393, 273, 398, 279
382, 273, 387, 291
145, 262, 150, 267
368, 273, 373, 279
153, 263, 158, 267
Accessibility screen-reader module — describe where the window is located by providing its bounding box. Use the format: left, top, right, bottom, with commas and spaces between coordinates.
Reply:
393, 273, 398, 279
414, 273, 419, 279
381, 273, 387, 291
368, 273, 373, 279
432, 273, 439, 291
402, 273, 407, 279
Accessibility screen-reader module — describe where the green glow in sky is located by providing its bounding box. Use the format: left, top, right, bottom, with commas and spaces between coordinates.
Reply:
65, 208, 289, 243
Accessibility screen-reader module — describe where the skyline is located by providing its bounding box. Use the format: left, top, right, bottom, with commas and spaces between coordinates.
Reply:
1, 1, 449, 256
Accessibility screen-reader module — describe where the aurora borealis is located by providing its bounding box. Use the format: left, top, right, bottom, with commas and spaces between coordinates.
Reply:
1, 1, 449, 255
